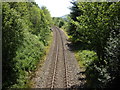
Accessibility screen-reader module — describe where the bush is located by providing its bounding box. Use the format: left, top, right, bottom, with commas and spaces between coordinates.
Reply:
78, 50, 97, 67
12, 32, 45, 88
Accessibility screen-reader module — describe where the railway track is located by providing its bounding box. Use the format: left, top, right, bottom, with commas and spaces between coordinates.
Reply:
33, 26, 82, 88
56, 27, 68, 88
45, 26, 68, 88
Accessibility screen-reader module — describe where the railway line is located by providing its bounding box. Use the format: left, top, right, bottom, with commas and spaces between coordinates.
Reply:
32, 26, 83, 88
45, 26, 68, 88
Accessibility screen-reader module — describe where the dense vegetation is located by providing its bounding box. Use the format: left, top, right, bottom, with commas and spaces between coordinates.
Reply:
2, 2, 52, 88
52, 16, 68, 29
65, 2, 120, 88
2, 1, 120, 89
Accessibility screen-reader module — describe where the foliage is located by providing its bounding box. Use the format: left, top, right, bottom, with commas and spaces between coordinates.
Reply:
104, 28, 120, 88
52, 17, 66, 28
2, 2, 52, 88
77, 50, 97, 67
68, 1, 120, 88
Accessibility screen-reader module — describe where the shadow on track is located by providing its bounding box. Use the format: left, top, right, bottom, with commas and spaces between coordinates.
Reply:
65, 39, 87, 89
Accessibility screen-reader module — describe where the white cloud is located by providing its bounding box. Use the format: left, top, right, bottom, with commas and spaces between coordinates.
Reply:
35, 0, 73, 17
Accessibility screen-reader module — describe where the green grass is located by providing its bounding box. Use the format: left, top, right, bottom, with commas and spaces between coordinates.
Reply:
75, 50, 97, 68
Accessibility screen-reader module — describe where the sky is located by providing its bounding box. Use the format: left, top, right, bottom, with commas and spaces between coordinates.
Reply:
34, 0, 73, 17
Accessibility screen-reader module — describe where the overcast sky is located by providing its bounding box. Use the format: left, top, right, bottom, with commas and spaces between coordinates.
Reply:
34, 0, 73, 17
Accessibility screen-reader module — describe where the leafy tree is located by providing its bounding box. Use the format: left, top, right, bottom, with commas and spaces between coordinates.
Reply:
67, 1, 120, 88
2, 2, 52, 88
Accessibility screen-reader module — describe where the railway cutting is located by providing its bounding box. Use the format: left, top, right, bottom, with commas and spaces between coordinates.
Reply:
32, 26, 85, 88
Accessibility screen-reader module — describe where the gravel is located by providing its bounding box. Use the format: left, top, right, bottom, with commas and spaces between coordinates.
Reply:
31, 26, 86, 88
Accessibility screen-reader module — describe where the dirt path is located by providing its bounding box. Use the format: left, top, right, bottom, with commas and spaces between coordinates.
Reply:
32, 26, 85, 88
